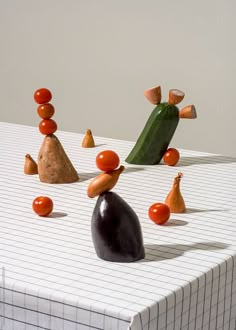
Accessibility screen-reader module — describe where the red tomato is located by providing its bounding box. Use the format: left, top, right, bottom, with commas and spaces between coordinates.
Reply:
37, 103, 55, 119
34, 88, 52, 104
39, 119, 57, 135
96, 150, 120, 172
163, 148, 180, 166
32, 196, 53, 216
148, 203, 170, 225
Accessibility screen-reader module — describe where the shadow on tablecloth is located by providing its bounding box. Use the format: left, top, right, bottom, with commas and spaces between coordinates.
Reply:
178, 155, 236, 166
141, 241, 229, 262
78, 166, 145, 182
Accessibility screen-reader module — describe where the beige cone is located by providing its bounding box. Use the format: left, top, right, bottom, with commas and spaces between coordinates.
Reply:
38, 134, 79, 184
24, 154, 38, 175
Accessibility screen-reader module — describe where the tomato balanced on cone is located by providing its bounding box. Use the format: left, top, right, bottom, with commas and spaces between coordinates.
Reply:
34, 88, 52, 104
37, 103, 55, 119
96, 150, 120, 172
32, 87, 79, 184
34, 88, 58, 135
39, 119, 57, 135
87, 150, 123, 198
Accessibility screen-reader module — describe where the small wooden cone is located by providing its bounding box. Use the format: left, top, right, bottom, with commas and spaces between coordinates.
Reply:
179, 105, 197, 119
168, 89, 185, 105
82, 129, 95, 148
38, 134, 79, 183
87, 166, 125, 198
144, 86, 162, 105
24, 154, 38, 175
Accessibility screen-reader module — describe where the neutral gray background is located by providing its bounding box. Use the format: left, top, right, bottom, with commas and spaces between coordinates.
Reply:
0, 1, 235, 156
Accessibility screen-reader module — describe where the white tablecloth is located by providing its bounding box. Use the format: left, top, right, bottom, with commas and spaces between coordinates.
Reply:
0, 122, 235, 330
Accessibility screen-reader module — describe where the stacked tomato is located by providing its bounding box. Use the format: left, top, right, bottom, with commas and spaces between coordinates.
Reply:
34, 88, 57, 135
32, 88, 56, 217
95, 150, 120, 172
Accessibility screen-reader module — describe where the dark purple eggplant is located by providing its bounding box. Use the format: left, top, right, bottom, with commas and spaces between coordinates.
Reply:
91, 191, 145, 262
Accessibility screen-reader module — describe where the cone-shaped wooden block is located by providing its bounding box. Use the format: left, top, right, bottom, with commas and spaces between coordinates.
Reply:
82, 129, 95, 148
38, 134, 79, 184
144, 86, 162, 105
24, 154, 38, 175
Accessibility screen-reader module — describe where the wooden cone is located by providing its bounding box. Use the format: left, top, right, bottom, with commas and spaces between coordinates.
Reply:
144, 86, 162, 105
179, 105, 197, 119
82, 129, 95, 148
168, 89, 185, 105
24, 154, 38, 175
38, 134, 79, 183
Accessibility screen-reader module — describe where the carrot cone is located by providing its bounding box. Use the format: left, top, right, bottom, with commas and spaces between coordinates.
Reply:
165, 172, 186, 213
82, 129, 95, 148
87, 165, 125, 198
24, 154, 38, 175
38, 134, 79, 183
144, 86, 162, 105
168, 89, 185, 105
179, 105, 197, 119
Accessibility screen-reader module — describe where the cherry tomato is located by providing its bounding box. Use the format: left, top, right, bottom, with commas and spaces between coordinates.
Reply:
39, 119, 57, 135
34, 88, 52, 104
163, 148, 180, 166
37, 103, 55, 119
96, 150, 120, 172
148, 203, 170, 225
32, 196, 53, 217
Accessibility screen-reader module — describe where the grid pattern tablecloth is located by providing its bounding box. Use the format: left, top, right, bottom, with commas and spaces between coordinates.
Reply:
0, 122, 236, 330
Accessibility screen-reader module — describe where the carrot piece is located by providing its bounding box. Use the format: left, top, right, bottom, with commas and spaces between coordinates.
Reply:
87, 166, 125, 198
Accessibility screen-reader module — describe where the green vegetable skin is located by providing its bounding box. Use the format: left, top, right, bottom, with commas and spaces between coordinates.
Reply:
125, 102, 179, 165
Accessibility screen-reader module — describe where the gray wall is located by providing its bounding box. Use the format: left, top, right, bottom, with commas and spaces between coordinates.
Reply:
1, 1, 235, 157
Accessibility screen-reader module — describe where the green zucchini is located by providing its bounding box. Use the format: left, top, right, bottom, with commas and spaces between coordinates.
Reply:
125, 102, 179, 165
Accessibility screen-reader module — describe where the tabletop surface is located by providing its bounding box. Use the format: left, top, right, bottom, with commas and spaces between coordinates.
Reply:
0, 122, 236, 330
